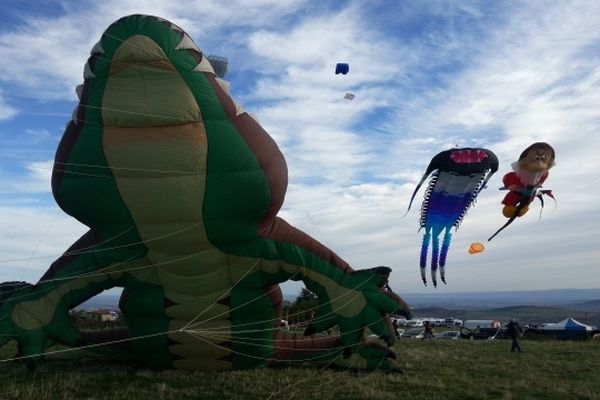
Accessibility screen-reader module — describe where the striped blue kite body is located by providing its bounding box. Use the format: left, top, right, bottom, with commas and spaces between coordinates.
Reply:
406, 148, 498, 286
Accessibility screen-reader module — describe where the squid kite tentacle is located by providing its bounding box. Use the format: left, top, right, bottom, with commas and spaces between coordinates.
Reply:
439, 229, 452, 285
420, 229, 431, 286
430, 230, 440, 288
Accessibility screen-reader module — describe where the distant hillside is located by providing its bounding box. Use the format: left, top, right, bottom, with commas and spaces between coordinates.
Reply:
565, 299, 600, 312
78, 288, 600, 327
412, 304, 600, 328
403, 288, 600, 309
77, 293, 121, 310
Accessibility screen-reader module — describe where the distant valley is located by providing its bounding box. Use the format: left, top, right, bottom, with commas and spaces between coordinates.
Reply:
397, 289, 600, 326
78, 288, 600, 327
411, 304, 600, 327
401, 288, 600, 310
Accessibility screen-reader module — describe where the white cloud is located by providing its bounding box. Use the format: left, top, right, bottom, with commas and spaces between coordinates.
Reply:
0, 1, 598, 296
0, 206, 87, 283
0, 0, 310, 100
405, 1, 600, 142
0, 90, 18, 120
23, 128, 55, 142
0, 160, 53, 196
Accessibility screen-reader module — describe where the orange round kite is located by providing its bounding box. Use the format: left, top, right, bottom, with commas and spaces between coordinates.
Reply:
469, 242, 485, 254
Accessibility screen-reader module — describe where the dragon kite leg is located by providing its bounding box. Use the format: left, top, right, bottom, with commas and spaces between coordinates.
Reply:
406, 148, 498, 286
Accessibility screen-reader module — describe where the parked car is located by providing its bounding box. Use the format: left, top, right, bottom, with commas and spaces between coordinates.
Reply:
405, 320, 424, 328
367, 328, 406, 341
433, 330, 461, 340
445, 318, 462, 327
402, 327, 425, 339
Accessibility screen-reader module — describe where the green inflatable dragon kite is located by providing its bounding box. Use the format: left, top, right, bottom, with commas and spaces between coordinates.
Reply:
0, 14, 411, 372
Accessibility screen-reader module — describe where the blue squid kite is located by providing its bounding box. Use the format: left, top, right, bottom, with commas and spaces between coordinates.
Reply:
405, 148, 498, 286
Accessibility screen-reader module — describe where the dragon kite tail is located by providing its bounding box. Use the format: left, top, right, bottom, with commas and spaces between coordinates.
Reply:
420, 229, 431, 286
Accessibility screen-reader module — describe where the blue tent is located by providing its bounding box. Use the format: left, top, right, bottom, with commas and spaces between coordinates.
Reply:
540, 318, 596, 340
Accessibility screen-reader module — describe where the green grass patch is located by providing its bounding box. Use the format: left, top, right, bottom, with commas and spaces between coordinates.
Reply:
1, 339, 599, 399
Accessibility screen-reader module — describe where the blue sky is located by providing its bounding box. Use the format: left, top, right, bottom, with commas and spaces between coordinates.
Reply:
0, 0, 599, 297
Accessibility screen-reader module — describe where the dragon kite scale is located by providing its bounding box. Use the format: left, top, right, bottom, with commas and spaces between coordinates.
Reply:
406, 148, 498, 287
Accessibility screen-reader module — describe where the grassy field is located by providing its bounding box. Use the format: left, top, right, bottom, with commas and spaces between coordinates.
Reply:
0, 338, 599, 400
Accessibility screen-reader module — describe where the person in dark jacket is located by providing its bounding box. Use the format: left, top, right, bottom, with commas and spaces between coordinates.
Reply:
506, 318, 523, 353
392, 319, 402, 339
423, 321, 434, 341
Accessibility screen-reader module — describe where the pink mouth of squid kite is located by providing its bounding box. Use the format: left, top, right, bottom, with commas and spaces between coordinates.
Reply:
450, 149, 489, 164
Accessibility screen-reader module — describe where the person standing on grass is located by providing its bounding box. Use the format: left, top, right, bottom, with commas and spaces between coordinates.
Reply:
423, 321, 434, 341
392, 319, 402, 339
506, 318, 523, 353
